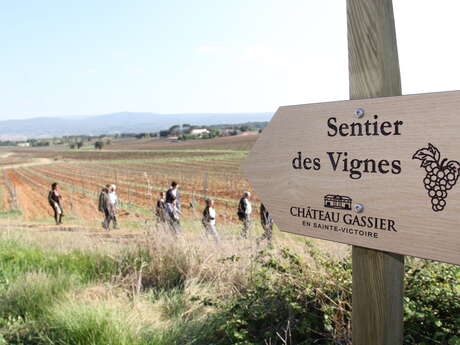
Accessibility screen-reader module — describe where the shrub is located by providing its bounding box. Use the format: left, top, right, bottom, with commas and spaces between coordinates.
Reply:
217, 246, 352, 345
208, 245, 459, 345
94, 141, 104, 150
404, 258, 460, 345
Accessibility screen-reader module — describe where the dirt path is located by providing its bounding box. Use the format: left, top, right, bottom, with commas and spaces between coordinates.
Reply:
0, 218, 157, 251
0, 159, 54, 170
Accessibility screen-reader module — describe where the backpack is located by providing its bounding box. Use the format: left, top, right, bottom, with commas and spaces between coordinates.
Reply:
260, 204, 273, 226
98, 191, 106, 212
204, 206, 216, 223
237, 198, 246, 221
202, 207, 210, 226
48, 191, 55, 207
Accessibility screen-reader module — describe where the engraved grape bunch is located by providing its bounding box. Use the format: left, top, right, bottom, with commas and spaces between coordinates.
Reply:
413, 143, 460, 212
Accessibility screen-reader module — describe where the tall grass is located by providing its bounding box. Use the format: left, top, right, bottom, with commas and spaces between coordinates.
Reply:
45, 301, 143, 345
0, 272, 75, 320
0, 224, 458, 345
132, 230, 252, 294
0, 239, 119, 285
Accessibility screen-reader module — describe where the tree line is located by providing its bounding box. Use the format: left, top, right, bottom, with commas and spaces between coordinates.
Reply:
0, 121, 268, 149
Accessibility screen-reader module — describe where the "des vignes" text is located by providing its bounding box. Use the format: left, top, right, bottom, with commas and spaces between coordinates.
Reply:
292, 115, 404, 180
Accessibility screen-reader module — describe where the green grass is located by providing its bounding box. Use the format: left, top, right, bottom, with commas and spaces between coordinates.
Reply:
0, 272, 76, 320
0, 230, 458, 345
44, 301, 144, 345
0, 235, 225, 345
0, 209, 22, 219
0, 240, 118, 287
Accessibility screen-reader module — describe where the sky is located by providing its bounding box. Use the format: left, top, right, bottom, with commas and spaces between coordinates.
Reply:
1, 0, 460, 120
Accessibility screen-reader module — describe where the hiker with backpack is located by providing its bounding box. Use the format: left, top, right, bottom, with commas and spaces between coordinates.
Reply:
48, 182, 63, 225
165, 181, 182, 235
238, 191, 252, 238
257, 203, 274, 245
155, 191, 167, 229
202, 198, 219, 242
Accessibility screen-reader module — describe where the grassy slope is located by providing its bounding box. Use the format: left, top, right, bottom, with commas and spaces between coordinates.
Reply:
0, 221, 459, 345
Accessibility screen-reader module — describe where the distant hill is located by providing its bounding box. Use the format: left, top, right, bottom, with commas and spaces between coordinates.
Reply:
0, 112, 274, 140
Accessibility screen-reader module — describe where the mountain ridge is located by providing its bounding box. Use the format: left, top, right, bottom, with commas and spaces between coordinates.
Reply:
0, 112, 273, 140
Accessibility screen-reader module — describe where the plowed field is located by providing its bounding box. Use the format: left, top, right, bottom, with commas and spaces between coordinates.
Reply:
0, 136, 259, 227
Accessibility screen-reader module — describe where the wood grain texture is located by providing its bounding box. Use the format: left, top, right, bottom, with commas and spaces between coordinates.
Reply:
242, 91, 460, 265
347, 0, 401, 99
348, 1, 403, 345
352, 248, 404, 345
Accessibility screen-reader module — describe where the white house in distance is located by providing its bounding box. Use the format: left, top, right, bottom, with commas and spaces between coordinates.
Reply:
190, 128, 209, 135
17, 142, 31, 147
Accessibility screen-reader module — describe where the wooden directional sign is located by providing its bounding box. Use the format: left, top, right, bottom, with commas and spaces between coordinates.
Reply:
243, 91, 460, 265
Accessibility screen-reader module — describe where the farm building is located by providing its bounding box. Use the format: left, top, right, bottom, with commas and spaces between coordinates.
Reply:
190, 128, 209, 135
324, 194, 352, 210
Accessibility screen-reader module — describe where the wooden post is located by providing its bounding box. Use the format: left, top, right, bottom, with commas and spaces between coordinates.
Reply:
347, 1, 405, 345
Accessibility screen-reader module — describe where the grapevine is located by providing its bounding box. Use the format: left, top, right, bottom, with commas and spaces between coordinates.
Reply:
413, 143, 460, 212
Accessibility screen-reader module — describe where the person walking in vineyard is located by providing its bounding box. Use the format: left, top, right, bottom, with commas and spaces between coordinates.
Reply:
155, 191, 167, 229
202, 198, 219, 243
238, 191, 252, 238
257, 203, 273, 245
108, 184, 119, 229
165, 181, 181, 234
48, 182, 63, 225
98, 184, 112, 230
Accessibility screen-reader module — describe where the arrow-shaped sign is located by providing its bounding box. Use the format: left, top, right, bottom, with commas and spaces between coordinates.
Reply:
242, 90, 460, 265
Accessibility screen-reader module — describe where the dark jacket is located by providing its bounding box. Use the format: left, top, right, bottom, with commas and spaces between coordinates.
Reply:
48, 190, 61, 207
98, 189, 110, 212
156, 199, 165, 218
165, 188, 177, 204
238, 197, 247, 220
202, 206, 214, 223
260, 204, 273, 227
